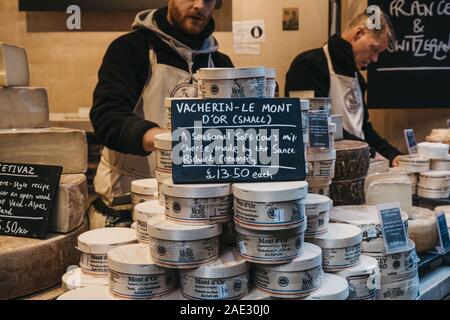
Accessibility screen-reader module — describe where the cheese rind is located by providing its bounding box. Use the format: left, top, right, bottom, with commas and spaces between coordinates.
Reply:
0, 87, 49, 129
366, 181, 413, 218
48, 174, 87, 233
0, 220, 89, 300
0, 43, 29, 87
408, 207, 438, 253
0, 127, 87, 174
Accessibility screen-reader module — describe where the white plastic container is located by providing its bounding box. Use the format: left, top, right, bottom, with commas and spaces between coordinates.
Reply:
163, 180, 233, 224
57, 286, 119, 300
154, 132, 172, 173
235, 224, 306, 264
156, 170, 172, 205
306, 150, 336, 179
147, 215, 221, 269
304, 273, 349, 300
62, 268, 109, 292
134, 200, 165, 243
77, 228, 137, 275
131, 178, 158, 207
254, 243, 323, 298
233, 181, 308, 230
334, 255, 380, 300
417, 142, 449, 160
180, 249, 250, 300
304, 193, 332, 237
264, 68, 276, 98
398, 155, 430, 173
310, 223, 362, 271
108, 244, 177, 299
198, 67, 266, 98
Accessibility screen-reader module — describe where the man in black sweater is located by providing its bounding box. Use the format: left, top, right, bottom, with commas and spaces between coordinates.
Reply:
285, 10, 402, 166
89, 0, 233, 227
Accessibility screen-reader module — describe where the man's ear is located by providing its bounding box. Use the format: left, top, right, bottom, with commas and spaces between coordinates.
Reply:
353, 27, 365, 42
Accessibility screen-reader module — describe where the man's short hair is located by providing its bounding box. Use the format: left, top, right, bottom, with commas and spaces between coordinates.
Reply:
346, 8, 397, 47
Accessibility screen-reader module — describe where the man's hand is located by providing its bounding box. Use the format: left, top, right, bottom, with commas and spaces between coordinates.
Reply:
143, 127, 169, 152
391, 155, 401, 167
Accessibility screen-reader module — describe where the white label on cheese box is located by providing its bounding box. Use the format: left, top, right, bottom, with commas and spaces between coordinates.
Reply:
435, 211, 450, 255
377, 202, 409, 255
404, 129, 418, 155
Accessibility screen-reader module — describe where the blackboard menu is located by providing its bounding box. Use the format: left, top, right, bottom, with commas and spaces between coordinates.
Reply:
368, 0, 450, 108
0, 163, 62, 239
171, 98, 305, 184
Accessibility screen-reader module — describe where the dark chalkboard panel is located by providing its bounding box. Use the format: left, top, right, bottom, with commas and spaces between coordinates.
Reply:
171, 98, 305, 184
0, 163, 62, 239
367, 0, 450, 108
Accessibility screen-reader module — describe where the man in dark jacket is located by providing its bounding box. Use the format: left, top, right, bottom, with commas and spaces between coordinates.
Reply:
89, 0, 233, 227
285, 9, 402, 166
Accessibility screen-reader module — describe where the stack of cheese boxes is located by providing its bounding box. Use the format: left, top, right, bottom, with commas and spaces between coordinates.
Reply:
0, 43, 89, 299
0, 43, 88, 235
59, 67, 357, 300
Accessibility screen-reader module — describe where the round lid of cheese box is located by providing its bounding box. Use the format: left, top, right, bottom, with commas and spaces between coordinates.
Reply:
108, 243, 165, 275
311, 223, 362, 248
131, 179, 158, 195
77, 228, 137, 254
233, 181, 308, 202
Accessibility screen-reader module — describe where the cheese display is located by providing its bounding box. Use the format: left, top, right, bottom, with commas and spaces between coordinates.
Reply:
397, 155, 430, 173
329, 205, 409, 252
0, 220, 89, 300
134, 200, 165, 243
180, 249, 250, 300
0, 128, 88, 174
365, 181, 413, 218
408, 207, 438, 253
417, 142, 449, 160
48, 174, 87, 234
131, 178, 158, 207
365, 172, 410, 194
0, 87, 49, 129
0, 43, 29, 87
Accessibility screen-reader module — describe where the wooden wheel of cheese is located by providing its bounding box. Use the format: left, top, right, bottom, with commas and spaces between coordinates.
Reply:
330, 176, 365, 206
0, 220, 89, 300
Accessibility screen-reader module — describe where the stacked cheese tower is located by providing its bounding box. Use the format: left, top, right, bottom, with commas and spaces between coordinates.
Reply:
0, 43, 89, 299
330, 206, 420, 300
59, 67, 351, 300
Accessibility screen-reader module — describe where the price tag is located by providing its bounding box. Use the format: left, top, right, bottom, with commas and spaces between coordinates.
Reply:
435, 211, 450, 255
403, 129, 418, 155
377, 203, 409, 254
308, 111, 330, 149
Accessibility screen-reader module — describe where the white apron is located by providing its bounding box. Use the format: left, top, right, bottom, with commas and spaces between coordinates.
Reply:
323, 45, 365, 139
94, 49, 200, 205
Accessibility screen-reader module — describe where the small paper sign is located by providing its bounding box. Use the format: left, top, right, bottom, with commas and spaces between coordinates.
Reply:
404, 129, 418, 155
308, 111, 330, 149
377, 203, 409, 254
435, 211, 450, 255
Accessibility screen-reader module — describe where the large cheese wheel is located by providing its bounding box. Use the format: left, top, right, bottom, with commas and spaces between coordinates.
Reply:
0, 87, 49, 129
366, 181, 413, 218
0, 128, 87, 174
329, 176, 365, 206
408, 207, 438, 253
333, 140, 370, 180
0, 43, 29, 87
48, 174, 87, 233
0, 220, 89, 300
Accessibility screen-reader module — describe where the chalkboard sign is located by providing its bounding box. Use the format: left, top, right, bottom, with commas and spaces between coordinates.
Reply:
377, 202, 409, 254
367, 0, 450, 108
0, 163, 62, 239
171, 98, 305, 184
